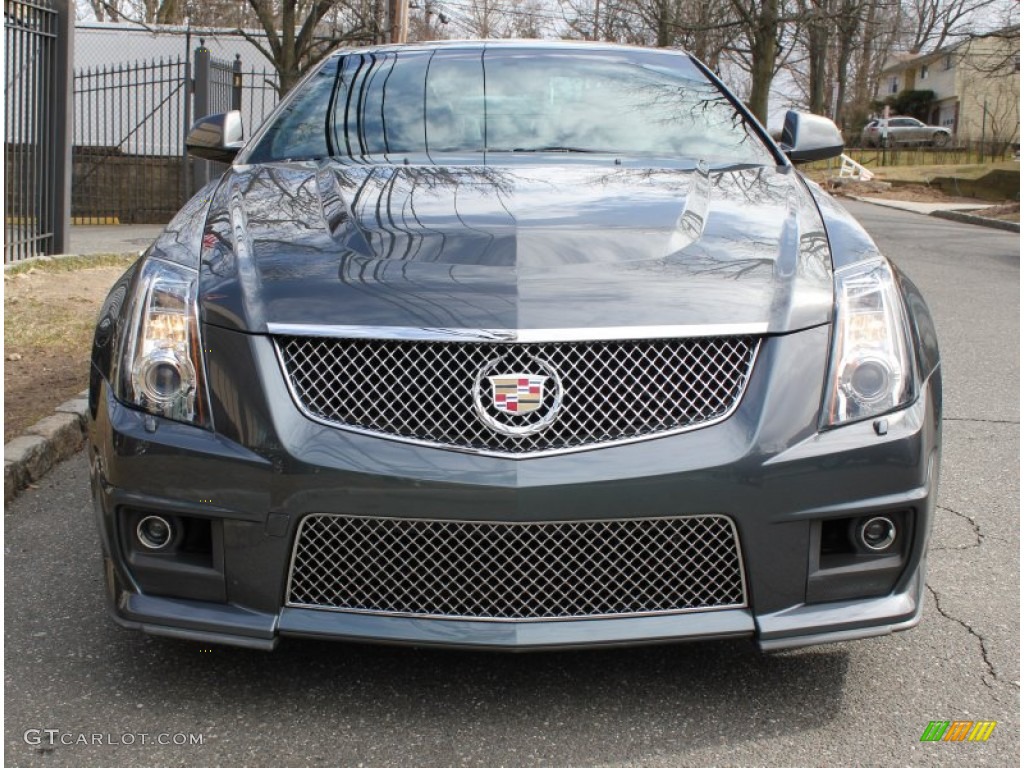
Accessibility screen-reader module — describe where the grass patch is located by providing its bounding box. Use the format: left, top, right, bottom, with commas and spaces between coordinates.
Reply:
803, 158, 1018, 182
5, 252, 138, 276
4, 257, 134, 441
869, 160, 1019, 183
5, 297, 100, 352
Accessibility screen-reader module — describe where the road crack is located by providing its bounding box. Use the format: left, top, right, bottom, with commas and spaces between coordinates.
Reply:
942, 416, 1019, 425
930, 505, 984, 552
926, 584, 998, 689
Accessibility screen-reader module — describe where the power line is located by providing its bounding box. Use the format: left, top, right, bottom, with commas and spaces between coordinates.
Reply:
433, 0, 571, 22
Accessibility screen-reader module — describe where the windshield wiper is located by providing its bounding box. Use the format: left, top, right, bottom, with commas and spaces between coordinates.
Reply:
502, 146, 599, 153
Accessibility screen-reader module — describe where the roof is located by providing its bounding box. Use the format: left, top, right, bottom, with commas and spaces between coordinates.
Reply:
879, 25, 1021, 74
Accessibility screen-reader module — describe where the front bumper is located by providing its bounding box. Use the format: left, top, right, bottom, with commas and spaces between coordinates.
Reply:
88, 324, 940, 652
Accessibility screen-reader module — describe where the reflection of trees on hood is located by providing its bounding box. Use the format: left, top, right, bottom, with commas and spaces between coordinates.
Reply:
333, 164, 523, 328
579, 167, 694, 190
669, 247, 775, 281
711, 167, 789, 205
335, 165, 520, 263
201, 165, 334, 280
236, 166, 323, 237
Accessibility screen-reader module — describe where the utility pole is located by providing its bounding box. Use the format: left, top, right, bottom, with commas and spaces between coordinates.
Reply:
979, 98, 987, 162
390, 0, 409, 43
881, 103, 890, 166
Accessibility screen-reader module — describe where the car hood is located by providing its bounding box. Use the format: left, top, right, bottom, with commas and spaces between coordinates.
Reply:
197, 160, 834, 335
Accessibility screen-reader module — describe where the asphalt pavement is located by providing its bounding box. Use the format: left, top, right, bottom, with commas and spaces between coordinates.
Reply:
4, 201, 1019, 767
67, 225, 164, 256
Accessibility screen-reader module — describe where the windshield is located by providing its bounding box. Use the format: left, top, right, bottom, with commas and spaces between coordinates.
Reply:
247, 47, 774, 165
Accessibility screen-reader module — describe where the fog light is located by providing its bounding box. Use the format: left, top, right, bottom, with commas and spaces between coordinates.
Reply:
137, 515, 174, 550
856, 516, 897, 552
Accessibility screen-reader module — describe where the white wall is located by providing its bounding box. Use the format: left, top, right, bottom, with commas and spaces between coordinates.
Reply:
75, 22, 273, 71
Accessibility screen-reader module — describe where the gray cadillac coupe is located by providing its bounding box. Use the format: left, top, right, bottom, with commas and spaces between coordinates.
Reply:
88, 41, 941, 652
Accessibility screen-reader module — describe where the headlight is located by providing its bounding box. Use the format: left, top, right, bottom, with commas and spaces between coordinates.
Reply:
116, 257, 209, 426
823, 258, 914, 427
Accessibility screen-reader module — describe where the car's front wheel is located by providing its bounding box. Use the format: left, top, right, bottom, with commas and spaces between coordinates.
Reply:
932, 131, 949, 147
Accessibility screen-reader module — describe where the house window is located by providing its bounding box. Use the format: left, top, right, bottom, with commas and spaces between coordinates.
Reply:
1015, 55, 1020, 72
944, 54, 953, 70
920, 64, 929, 80
888, 76, 899, 94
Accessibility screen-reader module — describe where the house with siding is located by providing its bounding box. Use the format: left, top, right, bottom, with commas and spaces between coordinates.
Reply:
876, 27, 1020, 146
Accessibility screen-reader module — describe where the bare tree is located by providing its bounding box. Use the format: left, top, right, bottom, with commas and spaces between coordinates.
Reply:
240, 0, 381, 93
87, 0, 111, 21
407, 0, 453, 41
901, 0, 1005, 52
558, 0, 643, 44
440, 0, 552, 38
796, 0, 832, 114
729, 0, 784, 122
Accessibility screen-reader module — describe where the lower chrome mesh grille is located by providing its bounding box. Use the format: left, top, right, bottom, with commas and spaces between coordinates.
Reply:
275, 335, 759, 456
286, 515, 747, 620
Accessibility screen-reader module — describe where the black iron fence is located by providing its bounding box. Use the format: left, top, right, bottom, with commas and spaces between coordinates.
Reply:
72, 41, 281, 225
73, 57, 189, 224
841, 141, 1018, 166
236, 61, 280, 139
5, 0, 73, 263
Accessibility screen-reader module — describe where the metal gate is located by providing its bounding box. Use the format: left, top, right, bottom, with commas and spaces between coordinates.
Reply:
4, 0, 73, 263
72, 40, 280, 225
72, 57, 189, 224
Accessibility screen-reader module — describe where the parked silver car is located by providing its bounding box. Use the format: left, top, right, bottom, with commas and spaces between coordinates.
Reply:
862, 117, 952, 147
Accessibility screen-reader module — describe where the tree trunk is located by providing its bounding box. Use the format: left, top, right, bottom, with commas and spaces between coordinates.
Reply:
807, 22, 828, 114
833, 0, 861, 130
848, 0, 879, 126
746, 0, 778, 123
656, 0, 672, 47
280, 0, 298, 95
156, 0, 181, 24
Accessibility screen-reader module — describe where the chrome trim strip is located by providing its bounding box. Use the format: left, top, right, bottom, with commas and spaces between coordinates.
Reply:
271, 339, 761, 459
266, 322, 770, 342
284, 513, 749, 623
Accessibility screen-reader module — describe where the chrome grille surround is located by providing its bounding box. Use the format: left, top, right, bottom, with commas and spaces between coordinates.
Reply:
286, 514, 748, 621
274, 331, 759, 457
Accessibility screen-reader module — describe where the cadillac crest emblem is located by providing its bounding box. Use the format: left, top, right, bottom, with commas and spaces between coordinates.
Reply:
472, 356, 564, 437
488, 374, 547, 414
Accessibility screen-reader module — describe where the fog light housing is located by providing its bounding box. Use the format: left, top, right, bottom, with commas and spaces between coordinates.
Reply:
134, 349, 196, 406
854, 515, 897, 553
136, 515, 175, 550
840, 355, 893, 405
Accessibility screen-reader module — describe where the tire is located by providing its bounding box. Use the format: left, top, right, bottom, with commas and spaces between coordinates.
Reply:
932, 131, 949, 147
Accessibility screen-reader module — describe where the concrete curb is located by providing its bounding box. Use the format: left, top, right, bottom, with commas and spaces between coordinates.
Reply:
5, 390, 89, 502
929, 209, 1021, 233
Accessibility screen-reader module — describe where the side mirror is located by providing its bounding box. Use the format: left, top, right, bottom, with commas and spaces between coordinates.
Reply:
186, 111, 245, 162
780, 110, 843, 163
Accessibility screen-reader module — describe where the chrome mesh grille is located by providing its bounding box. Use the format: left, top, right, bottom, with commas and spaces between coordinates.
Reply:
286, 515, 747, 620
275, 335, 758, 455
